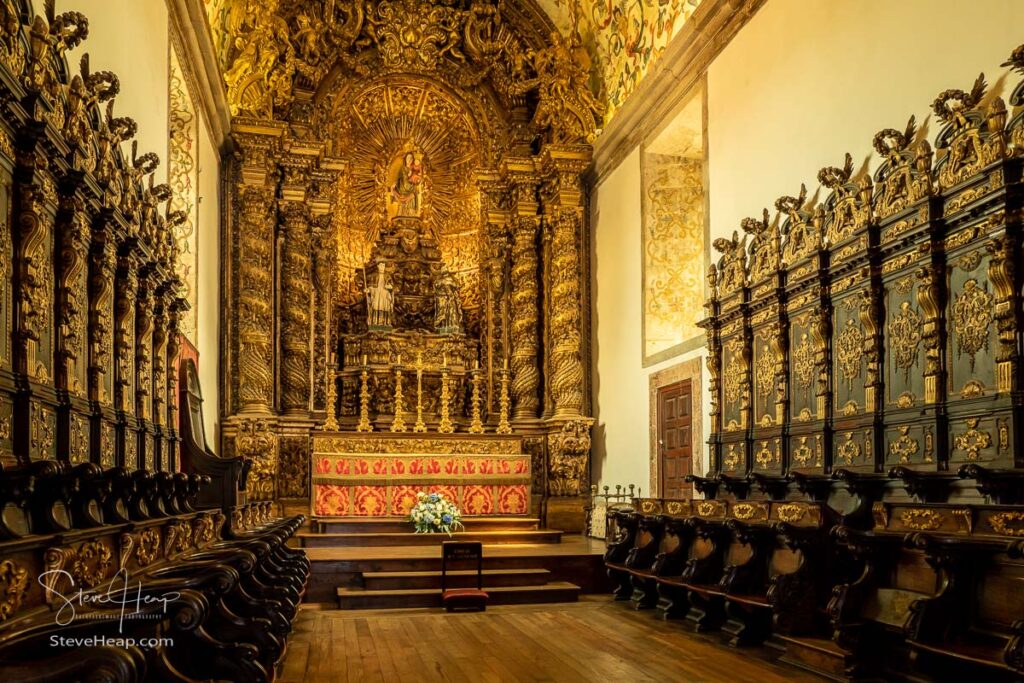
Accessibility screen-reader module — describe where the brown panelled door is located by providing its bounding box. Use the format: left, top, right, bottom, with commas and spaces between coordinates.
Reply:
658, 380, 693, 498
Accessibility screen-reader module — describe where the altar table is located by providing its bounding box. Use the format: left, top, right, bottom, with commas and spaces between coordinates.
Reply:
310, 433, 531, 517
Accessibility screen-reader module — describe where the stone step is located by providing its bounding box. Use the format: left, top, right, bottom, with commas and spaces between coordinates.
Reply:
363, 568, 552, 590
335, 582, 582, 610
298, 529, 563, 548
315, 517, 540, 534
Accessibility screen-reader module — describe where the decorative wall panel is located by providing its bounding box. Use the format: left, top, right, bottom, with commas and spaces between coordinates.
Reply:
168, 44, 199, 342
641, 145, 705, 363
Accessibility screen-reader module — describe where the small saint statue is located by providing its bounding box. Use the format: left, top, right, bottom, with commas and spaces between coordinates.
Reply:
434, 271, 462, 334
365, 262, 394, 329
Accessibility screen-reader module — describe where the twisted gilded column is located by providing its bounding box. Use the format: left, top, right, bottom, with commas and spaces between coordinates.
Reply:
235, 184, 276, 412
510, 215, 541, 419
547, 207, 585, 417
280, 201, 312, 413
311, 215, 334, 413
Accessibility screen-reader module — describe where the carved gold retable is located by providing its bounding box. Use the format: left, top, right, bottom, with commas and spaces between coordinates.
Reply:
216, 1, 597, 529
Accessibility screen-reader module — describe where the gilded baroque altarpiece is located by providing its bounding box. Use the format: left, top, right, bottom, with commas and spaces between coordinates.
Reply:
208, 0, 600, 526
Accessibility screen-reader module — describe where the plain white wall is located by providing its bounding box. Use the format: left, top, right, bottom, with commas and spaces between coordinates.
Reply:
592, 0, 1024, 494
196, 111, 220, 444
591, 148, 706, 494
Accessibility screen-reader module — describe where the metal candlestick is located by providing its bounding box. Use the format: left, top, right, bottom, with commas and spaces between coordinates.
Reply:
391, 365, 407, 433
322, 368, 339, 431
437, 367, 454, 434
356, 367, 373, 432
413, 353, 427, 433
468, 369, 484, 434
496, 368, 512, 434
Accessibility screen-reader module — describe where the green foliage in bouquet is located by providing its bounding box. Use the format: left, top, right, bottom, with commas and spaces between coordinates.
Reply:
409, 491, 464, 536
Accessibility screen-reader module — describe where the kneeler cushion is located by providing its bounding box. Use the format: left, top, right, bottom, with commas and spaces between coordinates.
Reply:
442, 588, 489, 611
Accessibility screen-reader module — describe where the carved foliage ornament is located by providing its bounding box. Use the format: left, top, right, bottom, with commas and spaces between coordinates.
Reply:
547, 420, 591, 497
0, 559, 28, 621
888, 301, 922, 382
723, 338, 746, 405
792, 333, 815, 391
952, 278, 993, 372
900, 508, 943, 531
953, 418, 992, 460
236, 418, 278, 501
836, 319, 864, 391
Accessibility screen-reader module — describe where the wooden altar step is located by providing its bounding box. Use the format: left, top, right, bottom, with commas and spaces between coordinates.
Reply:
336, 581, 582, 610
297, 528, 563, 548
364, 567, 551, 590
313, 516, 541, 534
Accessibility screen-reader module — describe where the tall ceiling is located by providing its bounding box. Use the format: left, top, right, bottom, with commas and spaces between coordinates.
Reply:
202, 0, 703, 126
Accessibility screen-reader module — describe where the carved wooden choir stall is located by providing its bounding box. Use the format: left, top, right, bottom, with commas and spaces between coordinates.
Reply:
606, 42, 1024, 682
0, 2, 306, 681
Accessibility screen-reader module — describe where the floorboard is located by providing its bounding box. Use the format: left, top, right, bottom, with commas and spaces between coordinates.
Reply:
279, 597, 825, 682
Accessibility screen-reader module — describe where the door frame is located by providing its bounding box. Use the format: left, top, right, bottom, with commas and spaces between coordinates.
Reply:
649, 357, 703, 497
657, 379, 693, 498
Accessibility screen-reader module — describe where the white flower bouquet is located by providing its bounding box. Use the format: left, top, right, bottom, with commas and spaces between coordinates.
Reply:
409, 491, 464, 536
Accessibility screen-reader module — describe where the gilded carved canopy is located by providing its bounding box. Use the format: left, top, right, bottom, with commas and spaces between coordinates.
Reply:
207, 0, 602, 323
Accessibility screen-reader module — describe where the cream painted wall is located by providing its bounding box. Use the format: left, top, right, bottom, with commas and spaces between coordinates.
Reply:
591, 148, 707, 494
196, 112, 220, 444
708, 0, 1024, 245
58, 0, 171, 184
592, 0, 1024, 494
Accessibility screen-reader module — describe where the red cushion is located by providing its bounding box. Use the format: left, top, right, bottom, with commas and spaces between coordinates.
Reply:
443, 589, 489, 600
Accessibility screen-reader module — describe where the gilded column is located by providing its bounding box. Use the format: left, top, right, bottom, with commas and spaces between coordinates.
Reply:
477, 175, 510, 416
546, 206, 585, 418
165, 298, 184, 470
114, 253, 138, 468
55, 197, 89, 402
88, 222, 118, 467
537, 146, 593, 531
231, 124, 284, 417
55, 196, 91, 464
135, 268, 154, 425
235, 183, 276, 412
280, 200, 313, 413
503, 162, 543, 421
311, 215, 334, 413
539, 146, 591, 419
510, 214, 541, 419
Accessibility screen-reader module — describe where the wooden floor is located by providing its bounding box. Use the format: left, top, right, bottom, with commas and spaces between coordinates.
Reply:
279, 598, 823, 682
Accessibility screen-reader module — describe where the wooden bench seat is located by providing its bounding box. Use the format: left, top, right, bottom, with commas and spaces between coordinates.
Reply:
0, 459, 308, 683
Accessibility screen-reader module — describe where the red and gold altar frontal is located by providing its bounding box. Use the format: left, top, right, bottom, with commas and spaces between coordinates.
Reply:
310, 434, 530, 517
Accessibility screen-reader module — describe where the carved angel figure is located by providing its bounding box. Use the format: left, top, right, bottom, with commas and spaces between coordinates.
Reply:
712, 231, 746, 293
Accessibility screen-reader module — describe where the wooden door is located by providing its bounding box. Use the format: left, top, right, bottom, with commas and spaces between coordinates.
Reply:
658, 380, 693, 498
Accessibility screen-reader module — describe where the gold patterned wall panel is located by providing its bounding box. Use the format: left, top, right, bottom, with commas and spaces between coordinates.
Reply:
640, 85, 705, 365
168, 44, 199, 342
